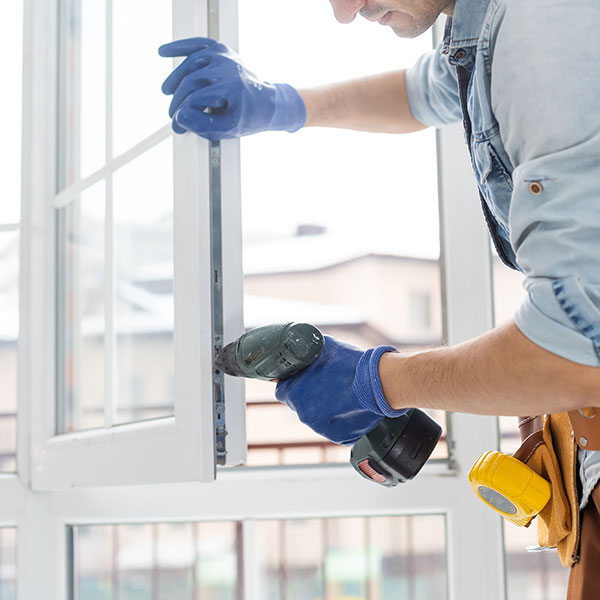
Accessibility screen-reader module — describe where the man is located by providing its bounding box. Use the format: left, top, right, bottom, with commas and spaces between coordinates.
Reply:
160, 0, 600, 595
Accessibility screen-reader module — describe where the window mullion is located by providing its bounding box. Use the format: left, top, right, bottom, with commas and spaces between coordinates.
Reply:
18, 492, 66, 600
432, 15, 505, 600
435, 81, 507, 600
104, 181, 115, 430
104, 0, 115, 429
242, 519, 260, 600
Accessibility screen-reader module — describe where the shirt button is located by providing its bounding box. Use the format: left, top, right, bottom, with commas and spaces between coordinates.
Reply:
454, 49, 466, 60
528, 181, 543, 195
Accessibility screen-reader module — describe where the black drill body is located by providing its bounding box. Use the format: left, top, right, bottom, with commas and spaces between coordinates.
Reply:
215, 323, 442, 486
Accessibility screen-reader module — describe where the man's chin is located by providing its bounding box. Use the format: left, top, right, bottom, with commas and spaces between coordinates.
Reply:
387, 12, 434, 38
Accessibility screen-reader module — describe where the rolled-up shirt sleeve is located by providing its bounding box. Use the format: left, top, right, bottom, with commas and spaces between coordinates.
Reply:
405, 43, 462, 128
490, 0, 600, 366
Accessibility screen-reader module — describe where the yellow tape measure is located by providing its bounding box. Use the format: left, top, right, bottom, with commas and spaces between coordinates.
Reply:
468, 451, 551, 527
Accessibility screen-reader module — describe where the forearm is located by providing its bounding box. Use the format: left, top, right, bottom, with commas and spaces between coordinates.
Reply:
379, 321, 599, 416
299, 70, 427, 133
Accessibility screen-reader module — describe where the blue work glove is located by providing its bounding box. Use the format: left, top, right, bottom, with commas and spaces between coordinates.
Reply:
158, 37, 306, 139
275, 336, 408, 446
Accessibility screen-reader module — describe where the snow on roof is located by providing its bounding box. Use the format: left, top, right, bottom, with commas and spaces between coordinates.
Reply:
0, 232, 432, 341
243, 295, 363, 330
243, 233, 437, 276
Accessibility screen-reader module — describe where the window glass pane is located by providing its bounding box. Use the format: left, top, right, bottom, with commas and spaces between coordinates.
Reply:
73, 516, 445, 600
58, 183, 105, 433
73, 521, 240, 599
256, 515, 447, 599
64, 0, 106, 187
239, 0, 446, 466
112, 0, 172, 156
0, 232, 19, 472
0, 0, 23, 223
113, 138, 174, 425
0, 528, 17, 600
0, 0, 21, 472
504, 521, 568, 600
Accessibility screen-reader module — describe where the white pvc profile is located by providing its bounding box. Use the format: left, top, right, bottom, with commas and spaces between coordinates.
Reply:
49, 466, 458, 523
433, 15, 506, 598
213, 0, 247, 467
28, 0, 224, 489
104, 0, 115, 430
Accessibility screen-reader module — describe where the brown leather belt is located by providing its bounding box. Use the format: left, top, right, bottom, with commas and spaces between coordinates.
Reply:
568, 408, 600, 450
519, 411, 600, 451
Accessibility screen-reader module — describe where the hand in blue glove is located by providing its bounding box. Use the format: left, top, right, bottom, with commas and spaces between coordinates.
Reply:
275, 336, 408, 446
158, 37, 306, 139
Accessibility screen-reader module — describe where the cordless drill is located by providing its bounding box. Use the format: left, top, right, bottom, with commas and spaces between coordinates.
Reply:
215, 322, 442, 487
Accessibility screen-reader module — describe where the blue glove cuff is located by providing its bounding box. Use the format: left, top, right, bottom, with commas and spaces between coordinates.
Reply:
269, 83, 307, 133
353, 346, 408, 418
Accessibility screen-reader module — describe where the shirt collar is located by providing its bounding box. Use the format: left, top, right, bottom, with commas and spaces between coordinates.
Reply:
441, 0, 491, 53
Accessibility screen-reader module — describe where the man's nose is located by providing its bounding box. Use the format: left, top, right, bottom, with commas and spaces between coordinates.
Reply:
329, 0, 367, 24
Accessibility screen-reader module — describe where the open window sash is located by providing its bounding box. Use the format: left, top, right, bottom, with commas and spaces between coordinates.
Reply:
26, 0, 246, 490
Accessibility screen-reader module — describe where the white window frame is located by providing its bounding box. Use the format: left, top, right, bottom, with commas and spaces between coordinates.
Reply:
22, 0, 245, 490
0, 3, 513, 599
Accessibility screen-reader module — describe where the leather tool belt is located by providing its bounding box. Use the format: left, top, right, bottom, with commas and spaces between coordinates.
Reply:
516, 413, 579, 567
511, 408, 600, 566
568, 408, 600, 450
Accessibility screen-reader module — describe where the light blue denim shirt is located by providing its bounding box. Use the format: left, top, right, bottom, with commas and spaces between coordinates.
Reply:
405, 0, 600, 509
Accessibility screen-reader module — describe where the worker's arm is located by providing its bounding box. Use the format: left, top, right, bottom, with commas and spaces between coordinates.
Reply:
275, 322, 599, 446
299, 71, 425, 133
379, 320, 599, 416
159, 37, 449, 138
300, 42, 465, 132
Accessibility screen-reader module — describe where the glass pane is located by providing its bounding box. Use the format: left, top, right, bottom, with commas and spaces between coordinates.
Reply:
0, 528, 17, 600
58, 183, 105, 433
113, 138, 174, 425
256, 515, 447, 599
112, 0, 172, 156
74, 517, 443, 600
77, 525, 113, 599
0, 231, 19, 472
504, 521, 569, 600
73, 521, 240, 599
0, 0, 22, 223
493, 256, 527, 454
64, 0, 106, 187
239, 0, 446, 466
156, 523, 194, 598
119, 525, 155, 597
196, 522, 239, 597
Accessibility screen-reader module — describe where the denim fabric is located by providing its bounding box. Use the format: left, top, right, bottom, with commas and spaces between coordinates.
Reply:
406, 0, 600, 507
